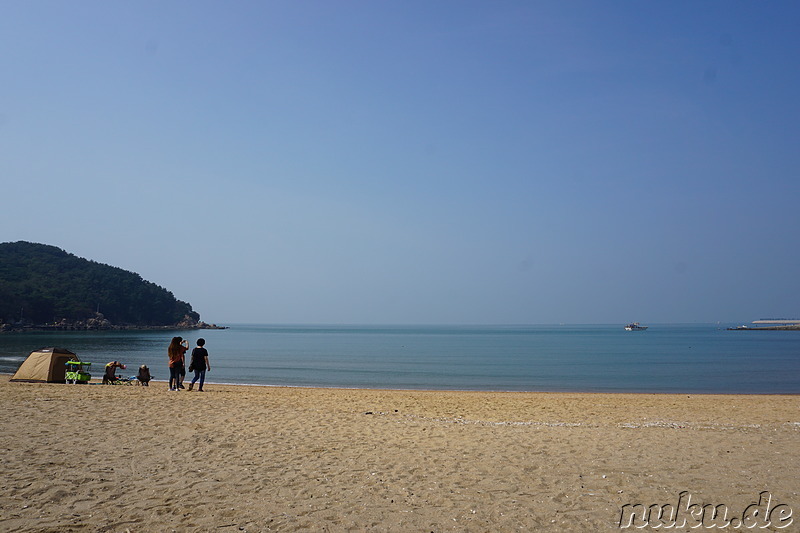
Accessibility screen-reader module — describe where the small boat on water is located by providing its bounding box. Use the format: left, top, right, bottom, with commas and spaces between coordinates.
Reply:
625, 322, 648, 331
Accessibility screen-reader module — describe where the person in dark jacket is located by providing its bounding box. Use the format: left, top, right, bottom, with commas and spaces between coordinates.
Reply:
188, 338, 211, 392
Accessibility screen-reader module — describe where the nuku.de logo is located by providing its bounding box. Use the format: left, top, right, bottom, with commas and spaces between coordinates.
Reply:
619, 491, 793, 529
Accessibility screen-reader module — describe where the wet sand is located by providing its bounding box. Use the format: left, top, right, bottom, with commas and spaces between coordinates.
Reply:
0, 376, 797, 532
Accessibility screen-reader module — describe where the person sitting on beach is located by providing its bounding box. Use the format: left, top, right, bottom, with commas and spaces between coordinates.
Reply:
136, 365, 152, 386
103, 361, 126, 384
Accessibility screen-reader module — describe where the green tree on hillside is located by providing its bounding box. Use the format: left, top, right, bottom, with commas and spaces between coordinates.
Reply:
0, 241, 199, 326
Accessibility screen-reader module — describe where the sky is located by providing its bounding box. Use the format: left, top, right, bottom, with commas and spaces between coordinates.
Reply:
2, 1, 799, 325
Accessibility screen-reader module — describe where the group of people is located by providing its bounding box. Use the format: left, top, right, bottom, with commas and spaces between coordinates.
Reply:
100, 336, 212, 391
102, 360, 152, 386
167, 336, 211, 391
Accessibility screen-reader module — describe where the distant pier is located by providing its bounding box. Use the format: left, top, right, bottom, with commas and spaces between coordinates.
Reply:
728, 319, 800, 331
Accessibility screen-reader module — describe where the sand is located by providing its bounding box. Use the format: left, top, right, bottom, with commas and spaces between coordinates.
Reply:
0, 376, 797, 532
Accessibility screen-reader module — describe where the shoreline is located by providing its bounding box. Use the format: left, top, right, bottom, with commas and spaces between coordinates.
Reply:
1, 376, 798, 531
3, 373, 799, 395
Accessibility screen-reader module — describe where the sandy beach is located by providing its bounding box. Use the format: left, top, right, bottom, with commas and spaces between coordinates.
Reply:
0, 376, 797, 532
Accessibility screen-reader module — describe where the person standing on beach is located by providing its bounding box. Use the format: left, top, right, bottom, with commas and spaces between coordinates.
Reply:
188, 338, 211, 392
177, 345, 187, 389
167, 337, 188, 391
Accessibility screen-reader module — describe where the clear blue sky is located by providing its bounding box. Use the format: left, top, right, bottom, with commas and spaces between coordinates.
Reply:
2, 1, 799, 324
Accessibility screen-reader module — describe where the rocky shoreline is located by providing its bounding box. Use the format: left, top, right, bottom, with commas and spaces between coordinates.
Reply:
0, 313, 227, 333
0, 323, 228, 333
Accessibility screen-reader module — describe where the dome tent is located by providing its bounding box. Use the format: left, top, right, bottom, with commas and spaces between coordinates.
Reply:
10, 347, 79, 383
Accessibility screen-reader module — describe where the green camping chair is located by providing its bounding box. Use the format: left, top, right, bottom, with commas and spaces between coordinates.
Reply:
65, 360, 92, 384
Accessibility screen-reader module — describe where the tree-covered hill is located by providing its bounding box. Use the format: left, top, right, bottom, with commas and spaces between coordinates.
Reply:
0, 241, 200, 327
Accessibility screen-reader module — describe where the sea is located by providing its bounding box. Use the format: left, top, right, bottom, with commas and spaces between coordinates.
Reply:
1, 324, 799, 393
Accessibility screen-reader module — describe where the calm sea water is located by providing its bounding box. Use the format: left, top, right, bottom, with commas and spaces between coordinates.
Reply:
1, 324, 798, 393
